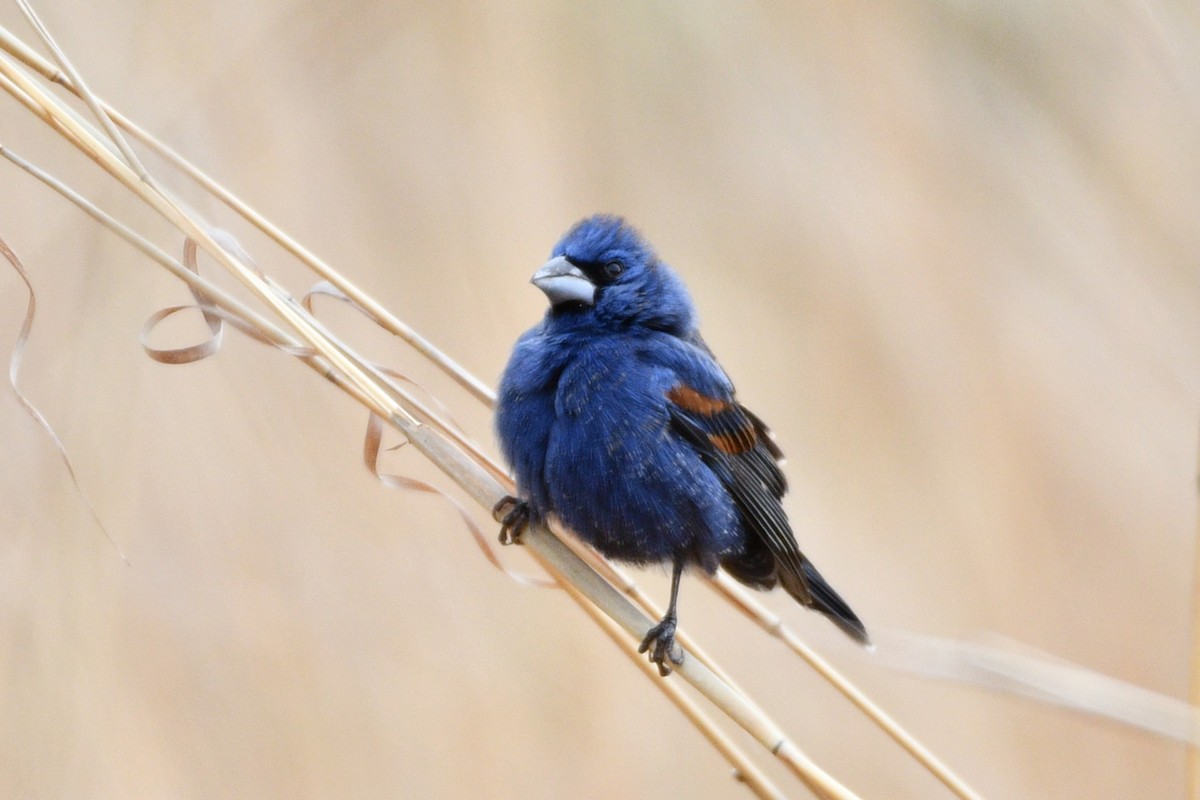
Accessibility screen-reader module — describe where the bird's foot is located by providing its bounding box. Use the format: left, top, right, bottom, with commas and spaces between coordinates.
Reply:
638, 615, 683, 677
493, 496, 531, 545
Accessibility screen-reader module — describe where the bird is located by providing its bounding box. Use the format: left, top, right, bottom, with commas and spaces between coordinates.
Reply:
494, 214, 868, 675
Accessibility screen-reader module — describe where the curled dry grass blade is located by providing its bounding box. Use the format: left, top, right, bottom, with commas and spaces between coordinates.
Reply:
1, 233, 127, 563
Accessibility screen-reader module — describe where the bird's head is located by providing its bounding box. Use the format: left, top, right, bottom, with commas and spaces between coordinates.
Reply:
531, 215, 695, 334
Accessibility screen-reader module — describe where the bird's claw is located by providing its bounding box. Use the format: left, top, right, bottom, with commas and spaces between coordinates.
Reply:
493, 496, 531, 545
638, 616, 683, 677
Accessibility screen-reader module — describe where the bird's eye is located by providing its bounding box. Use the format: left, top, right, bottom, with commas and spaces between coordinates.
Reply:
603, 261, 624, 279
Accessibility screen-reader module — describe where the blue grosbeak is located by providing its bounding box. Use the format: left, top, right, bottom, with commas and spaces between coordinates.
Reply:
495, 215, 868, 675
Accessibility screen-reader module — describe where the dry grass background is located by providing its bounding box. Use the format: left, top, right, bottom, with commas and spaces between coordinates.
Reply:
1, 1, 1198, 797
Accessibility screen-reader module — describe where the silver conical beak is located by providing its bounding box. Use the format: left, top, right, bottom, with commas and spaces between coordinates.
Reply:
531, 256, 595, 307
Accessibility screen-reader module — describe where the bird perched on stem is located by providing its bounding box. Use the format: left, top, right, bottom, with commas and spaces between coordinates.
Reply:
495, 215, 868, 675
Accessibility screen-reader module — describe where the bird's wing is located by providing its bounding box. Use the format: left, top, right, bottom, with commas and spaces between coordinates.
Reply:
662, 369, 815, 604
666, 380, 871, 644
644, 335, 868, 644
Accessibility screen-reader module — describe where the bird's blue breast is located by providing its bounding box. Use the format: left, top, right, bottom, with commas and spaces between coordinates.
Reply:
495, 324, 567, 514
496, 324, 739, 567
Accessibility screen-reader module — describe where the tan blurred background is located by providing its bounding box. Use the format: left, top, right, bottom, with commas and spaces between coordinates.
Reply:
2, 1, 1199, 797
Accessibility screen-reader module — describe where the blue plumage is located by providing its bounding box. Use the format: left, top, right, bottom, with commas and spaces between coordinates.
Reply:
496, 215, 868, 674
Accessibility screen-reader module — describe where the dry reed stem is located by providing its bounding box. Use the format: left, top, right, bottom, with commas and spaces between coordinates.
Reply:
882, 632, 1200, 746
554, 531, 838, 791
0, 53, 403, 423
1190, 421, 1200, 798
521, 524, 855, 800
0, 142, 386, 419
0, 25, 495, 407
555, 578, 786, 800
580, 525, 983, 800
0, 25, 505, 483
14, 0, 145, 178
0, 17, 866, 799
0, 149, 289, 349
710, 573, 984, 800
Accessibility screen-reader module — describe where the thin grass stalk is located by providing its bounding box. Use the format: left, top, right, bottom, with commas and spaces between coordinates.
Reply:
553, 537, 810, 784
14, 0, 147, 179
710, 573, 985, 800
564, 501, 982, 800
285, 304, 512, 485
0, 49, 409, 427
557, 531, 754, 685
1, 34, 492, 453
556, 579, 787, 800
519, 524, 855, 800
0, 25, 494, 407
0, 29, 867, 799
1190, 420, 1200, 799
0, 146, 387, 421
1, 148, 288, 351
553, 532, 810, 756
0, 31, 427, 422
1, 43, 509, 540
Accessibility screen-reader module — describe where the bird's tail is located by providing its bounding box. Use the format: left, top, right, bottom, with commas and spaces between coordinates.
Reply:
780, 560, 870, 646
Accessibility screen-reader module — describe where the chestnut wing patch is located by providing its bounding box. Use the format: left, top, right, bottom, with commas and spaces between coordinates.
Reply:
666, 384, 731, 416
666, 385, 761, 458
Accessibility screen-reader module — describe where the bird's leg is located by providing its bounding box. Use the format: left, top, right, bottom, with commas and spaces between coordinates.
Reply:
492, 496, 531, 545
638, 557, 685, 676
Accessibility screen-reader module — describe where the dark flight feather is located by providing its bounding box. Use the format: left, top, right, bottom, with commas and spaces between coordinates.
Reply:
668, 386, 869, 644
